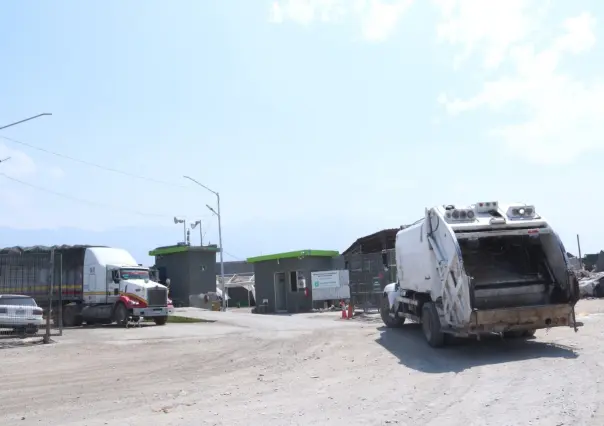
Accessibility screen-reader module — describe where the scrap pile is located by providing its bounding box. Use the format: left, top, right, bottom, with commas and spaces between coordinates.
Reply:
571, 251, 604, 298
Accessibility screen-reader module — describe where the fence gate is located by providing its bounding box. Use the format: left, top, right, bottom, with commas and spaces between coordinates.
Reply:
0, 250, 63, 346
346, 249, 397, 312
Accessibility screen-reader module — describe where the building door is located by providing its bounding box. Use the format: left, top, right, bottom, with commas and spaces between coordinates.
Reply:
274, 272, 287, 312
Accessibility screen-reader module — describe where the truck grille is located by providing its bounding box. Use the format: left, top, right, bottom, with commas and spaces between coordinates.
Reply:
147, 288, 167, 307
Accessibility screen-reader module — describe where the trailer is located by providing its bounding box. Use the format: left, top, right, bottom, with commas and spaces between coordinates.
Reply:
0, 245, 170, 327
381, 202, 581, 347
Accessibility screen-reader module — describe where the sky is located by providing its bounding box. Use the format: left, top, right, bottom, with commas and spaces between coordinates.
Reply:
0, 0, 602, 265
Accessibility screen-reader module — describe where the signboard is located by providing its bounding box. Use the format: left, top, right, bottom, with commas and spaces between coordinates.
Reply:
311, 270, 351, 301
311, 270, 349, 289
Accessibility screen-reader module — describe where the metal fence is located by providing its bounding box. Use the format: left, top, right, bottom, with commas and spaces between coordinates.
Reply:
345, 249, 397, 312
0, 250, 63, 345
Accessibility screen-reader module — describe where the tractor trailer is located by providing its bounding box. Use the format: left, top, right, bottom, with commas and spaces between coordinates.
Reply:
0, 245, 170, 327
381, 201, 581, 347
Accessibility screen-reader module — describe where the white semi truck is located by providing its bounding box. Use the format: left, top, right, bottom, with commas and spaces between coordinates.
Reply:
381, 202, 581, 347
0, 245, 171, 327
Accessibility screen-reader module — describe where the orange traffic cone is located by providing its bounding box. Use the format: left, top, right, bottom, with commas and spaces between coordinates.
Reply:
347, 302, 353, 320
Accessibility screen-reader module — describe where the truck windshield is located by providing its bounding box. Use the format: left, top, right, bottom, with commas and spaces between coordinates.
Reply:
120, 269, 150, 280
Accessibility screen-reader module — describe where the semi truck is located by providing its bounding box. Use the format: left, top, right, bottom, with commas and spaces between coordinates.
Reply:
0, 245, 171, 327
381, 201, 581, 347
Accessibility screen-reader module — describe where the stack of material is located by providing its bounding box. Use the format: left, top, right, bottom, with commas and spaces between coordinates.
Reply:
189, 291, 222, 309
578, 271, 604, 298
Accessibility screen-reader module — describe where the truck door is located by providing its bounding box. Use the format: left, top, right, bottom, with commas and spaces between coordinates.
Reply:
106, 268, 120, 303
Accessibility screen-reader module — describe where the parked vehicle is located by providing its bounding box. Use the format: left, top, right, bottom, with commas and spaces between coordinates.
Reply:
381, 201, 581, 347
0, 294, 44, 335
0, 245, 171, 328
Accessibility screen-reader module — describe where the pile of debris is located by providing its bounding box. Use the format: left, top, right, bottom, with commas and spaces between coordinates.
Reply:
571, 251, 604, 298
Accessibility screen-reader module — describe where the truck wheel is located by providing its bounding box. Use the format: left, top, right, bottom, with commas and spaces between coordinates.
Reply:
63, 305, 82, 327
380, 296, 405, 328
421, 302, 445, 348
113, 303, 129, 326
523, 329, 536, 337
153, 316, 168, 326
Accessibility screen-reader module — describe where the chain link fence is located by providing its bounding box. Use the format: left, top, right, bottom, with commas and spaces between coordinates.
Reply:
0, 250, 63, 346
346, 249, 397, 312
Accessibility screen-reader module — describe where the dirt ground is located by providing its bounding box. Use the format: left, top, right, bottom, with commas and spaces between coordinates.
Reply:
2, 300, 604, 426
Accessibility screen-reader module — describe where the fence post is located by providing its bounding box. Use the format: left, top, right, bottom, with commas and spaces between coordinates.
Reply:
58, 253, 63, 336
43, 248, 55, 344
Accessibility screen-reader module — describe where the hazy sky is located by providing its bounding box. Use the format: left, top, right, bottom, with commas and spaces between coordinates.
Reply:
0, 0, 602, 264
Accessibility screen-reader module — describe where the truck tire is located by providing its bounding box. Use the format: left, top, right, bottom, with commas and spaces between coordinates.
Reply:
113, 303, 129, 327
63, 305, 83, 327
380, 296, 405, 328
421, 302, 445, 348
153, 316, 168, 326
523, 329, 536, 337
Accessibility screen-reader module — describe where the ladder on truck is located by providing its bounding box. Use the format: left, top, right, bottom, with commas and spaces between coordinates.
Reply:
425, 208, 472, 328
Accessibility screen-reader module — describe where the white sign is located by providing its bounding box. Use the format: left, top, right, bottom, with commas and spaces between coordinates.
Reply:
311, 270, 349, 289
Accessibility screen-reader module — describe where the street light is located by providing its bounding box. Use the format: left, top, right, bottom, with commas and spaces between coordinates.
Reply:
0, 113, 52, 131
173, 217, 187, 244
183, 175, 226, 312
191, 220, 203, 246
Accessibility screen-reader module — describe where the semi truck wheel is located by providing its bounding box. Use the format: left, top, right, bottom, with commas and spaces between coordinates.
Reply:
153, 316, 168, 326
380, 296, 405, 328
63, 305, 83, 327
421, 302, 445, 348
113, 303, 129, 326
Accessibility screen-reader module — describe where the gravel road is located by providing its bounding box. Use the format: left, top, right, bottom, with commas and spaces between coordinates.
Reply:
2, 300, 604, 426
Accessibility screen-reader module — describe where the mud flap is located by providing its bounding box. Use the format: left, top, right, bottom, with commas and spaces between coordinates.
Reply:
571, 304, 578, 332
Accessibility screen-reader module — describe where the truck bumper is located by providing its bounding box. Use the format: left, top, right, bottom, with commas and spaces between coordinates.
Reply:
132, 307, 169, 317
465, 304, 577, 334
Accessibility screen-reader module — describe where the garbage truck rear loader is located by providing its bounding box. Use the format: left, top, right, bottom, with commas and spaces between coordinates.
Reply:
381, 202, 581, 347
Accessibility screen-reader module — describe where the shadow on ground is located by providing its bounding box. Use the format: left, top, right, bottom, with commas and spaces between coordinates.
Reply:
376, 324, 578, 374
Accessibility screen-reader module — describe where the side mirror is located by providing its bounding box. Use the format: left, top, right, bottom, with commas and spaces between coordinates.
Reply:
165, 278, 171, 288
381, 251, 389, 270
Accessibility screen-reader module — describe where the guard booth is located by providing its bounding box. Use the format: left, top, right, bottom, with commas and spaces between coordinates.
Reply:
149, 244, 220, 307
247, 249, 339, 314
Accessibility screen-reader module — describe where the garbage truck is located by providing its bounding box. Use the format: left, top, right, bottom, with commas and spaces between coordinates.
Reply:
381, 201, 581, 347
0, 245, 171, 327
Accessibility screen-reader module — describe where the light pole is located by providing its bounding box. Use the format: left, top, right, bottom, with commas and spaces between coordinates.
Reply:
0, 113, 52, 131
183, 175, 226, 311
173, 217, 187, 244
191, 220, 203, 245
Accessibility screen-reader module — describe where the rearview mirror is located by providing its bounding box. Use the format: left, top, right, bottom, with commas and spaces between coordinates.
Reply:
165, 278, 171, 288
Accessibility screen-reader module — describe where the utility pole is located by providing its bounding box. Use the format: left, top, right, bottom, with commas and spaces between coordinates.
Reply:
183, 175, 226, 311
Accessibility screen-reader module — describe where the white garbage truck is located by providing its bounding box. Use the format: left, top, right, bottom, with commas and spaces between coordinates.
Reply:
0, 245, 171, 327
381, 201, 581, 347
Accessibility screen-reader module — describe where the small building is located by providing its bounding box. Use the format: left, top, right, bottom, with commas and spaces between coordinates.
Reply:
247, 249, 339, 314
341, 228, 401, 309
150, 244, 219, 307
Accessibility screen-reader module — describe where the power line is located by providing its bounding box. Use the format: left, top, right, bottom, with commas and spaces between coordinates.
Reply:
0, 173, 181, 219
0, 134, 188, 189
1, 172, 244, 259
